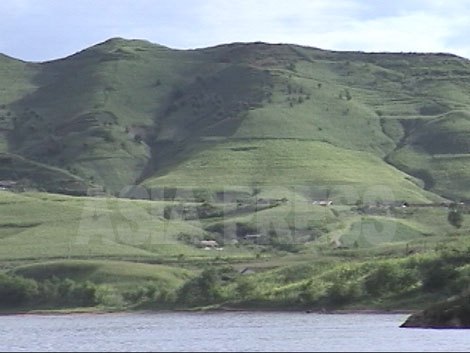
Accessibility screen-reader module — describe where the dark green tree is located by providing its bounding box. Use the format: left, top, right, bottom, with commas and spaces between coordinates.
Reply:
0, 274, 38, 307
448, 208, 463, 229
176, 268, 222, 305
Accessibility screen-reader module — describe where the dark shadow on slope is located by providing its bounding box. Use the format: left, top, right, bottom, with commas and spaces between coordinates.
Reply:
139, 64, 273, 183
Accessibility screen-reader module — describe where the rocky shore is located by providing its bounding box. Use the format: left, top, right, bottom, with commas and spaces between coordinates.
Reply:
401, 295, 470, 329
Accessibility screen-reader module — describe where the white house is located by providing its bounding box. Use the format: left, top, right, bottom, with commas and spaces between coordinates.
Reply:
312, 200, 333, 206
200, 240, 219, 248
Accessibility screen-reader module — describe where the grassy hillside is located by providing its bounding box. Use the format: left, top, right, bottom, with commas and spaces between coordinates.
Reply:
0, 189, 468, 312
0, 39, 469, 312
13, 260, 191, 289
0, 38, 469, 201
0, 191, 259, 263
0, 153, 88, 194
143, 139, 437, 203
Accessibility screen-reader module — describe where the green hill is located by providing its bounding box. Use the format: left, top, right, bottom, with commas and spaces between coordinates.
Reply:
1, 38, 469, 201
1, 39, 470, 313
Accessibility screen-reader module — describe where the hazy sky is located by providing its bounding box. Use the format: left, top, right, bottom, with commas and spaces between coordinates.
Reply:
1, 0, 469, 62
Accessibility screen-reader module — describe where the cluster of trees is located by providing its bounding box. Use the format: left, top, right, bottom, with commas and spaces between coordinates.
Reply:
0, 274, 96, 309
285, 83, 311, 108
1, 245, 468, 311
302, 251, 469, 308
0, 273, 175, 310
171, 248, 470, 310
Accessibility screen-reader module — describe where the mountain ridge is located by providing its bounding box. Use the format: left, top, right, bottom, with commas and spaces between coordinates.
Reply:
3, 37, 469, 64
0, 38, 469, 202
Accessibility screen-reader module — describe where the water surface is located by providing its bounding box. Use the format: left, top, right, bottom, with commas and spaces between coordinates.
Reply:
0, 312, 468, 352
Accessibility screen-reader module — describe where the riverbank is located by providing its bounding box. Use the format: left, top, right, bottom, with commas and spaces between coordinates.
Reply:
0, 305, 416, 316
0, 307, 120, 316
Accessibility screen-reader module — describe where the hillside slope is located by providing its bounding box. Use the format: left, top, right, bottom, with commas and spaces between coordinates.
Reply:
1, 38, 469, 201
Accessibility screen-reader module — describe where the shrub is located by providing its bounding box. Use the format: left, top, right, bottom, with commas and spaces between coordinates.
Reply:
176, 267, 235, 306
325, 281, 362, 306
123, 283, 159, 304
364, 263, 418, 296
95, 285, 125, 308
448, 209, 463, 229
236, 277, 257, 299
419, 259, 459, 292
0, 273, 38, 307
37, 277, 97, 307
298, 282, 326, 305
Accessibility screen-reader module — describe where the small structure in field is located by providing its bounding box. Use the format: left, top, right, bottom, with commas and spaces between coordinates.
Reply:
0, 180, 17, 191
244, 234, 261, 241
312, 200, 333, 206
199, 240, 219, 248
